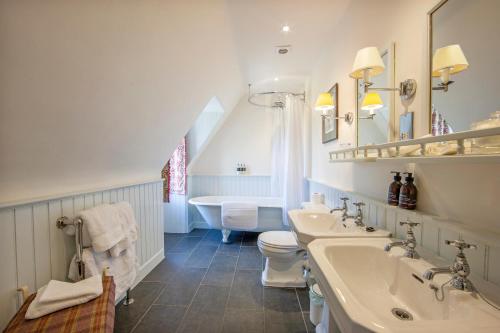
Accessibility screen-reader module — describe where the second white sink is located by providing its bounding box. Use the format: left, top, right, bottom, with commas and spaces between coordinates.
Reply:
308, 238, 500, 333
288, 209, 391, 248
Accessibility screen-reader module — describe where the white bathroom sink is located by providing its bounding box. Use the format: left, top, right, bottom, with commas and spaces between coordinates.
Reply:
288, 210, 391, 248
308, 238, 500, 333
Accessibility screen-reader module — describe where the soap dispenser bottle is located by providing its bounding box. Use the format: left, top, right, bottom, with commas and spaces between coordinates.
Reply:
399, 172, 417, 210
388, 171, 402, 206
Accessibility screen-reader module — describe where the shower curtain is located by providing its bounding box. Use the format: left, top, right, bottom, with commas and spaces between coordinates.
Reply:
270, 94, 305, 225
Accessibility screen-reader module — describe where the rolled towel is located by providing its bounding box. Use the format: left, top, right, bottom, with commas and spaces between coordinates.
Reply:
25, 275, 103, 319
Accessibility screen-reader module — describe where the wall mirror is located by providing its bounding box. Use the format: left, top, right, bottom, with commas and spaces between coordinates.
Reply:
356, 44, 395, 146
429, 0, 500, 135
322, 83, 339, 143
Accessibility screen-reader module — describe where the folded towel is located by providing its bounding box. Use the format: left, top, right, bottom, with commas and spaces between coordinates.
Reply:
109, 202, 139, 257
25, 275, 103, 319
221, 201, 258, 231
78, 204, 124, 252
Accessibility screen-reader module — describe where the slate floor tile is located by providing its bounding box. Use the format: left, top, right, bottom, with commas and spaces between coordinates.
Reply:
237, 246, 262, 270
114, 282, 164, 333
222, 308, 265, 333
227, 270, 263, 309
154, 267, 206, 306
133, 305, 186, 333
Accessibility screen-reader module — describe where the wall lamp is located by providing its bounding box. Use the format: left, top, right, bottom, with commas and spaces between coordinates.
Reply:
314, 92, 353, 123
432, 44, 468, 92
349, 46, 417, 101
358, 92, 384, 120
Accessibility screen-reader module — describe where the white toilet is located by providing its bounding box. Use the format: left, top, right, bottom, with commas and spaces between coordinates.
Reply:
257, 230, 306, 288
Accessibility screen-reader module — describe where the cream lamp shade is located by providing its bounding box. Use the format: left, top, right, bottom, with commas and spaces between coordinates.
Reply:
315, 92, 335, 112
361, 92, 383, 114
349, 46, 385, 79
432, 44, 469, 81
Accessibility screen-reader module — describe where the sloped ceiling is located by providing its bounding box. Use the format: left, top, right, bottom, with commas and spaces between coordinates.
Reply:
0, 0, 244, 203
0, 0, 351, 204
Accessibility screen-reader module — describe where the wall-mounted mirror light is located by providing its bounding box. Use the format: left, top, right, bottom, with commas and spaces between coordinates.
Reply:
359, 92, 384, 120
314, 92, 353, 123
432, 44, 469, 92
349, 46, 417, 102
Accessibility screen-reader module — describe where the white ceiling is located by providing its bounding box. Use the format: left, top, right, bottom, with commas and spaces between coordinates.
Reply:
226, 0, 351, 88
0, 0, 353, 203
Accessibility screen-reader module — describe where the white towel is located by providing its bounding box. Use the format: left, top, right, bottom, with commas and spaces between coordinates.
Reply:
25, 275, 102, 320
78, 204, 124, 252
109, 202, 139, 258
221, 201, 258, 230
93, 247, 137, 300
69, 247, 137, 301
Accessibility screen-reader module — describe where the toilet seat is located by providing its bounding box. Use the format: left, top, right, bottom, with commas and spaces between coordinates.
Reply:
258, 231, 299, 251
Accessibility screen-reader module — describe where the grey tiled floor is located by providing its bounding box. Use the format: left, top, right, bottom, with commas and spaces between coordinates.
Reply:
115, 229, 314, 333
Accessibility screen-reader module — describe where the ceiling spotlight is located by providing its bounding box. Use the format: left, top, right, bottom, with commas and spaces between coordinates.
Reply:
282, 25, 290, 33
274, 77, 279, 81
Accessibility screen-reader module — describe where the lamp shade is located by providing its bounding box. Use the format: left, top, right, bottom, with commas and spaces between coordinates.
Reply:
349, 47, 385, 79
315, 92, 335, 111
361, 92, 383, 112
432, 44, 469, 77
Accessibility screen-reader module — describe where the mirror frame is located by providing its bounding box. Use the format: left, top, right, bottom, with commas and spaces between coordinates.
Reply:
355, 42, 396, 147
427, 0, 449, 134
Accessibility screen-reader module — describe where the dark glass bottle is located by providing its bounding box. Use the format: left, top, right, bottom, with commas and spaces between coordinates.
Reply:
388, 171, 402, 206
399, 173, 417, 210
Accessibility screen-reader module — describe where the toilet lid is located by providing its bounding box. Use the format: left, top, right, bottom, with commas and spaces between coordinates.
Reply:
258, 231, 298, 249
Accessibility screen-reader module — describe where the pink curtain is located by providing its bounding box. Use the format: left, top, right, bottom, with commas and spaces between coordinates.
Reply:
162, 138, 187, 202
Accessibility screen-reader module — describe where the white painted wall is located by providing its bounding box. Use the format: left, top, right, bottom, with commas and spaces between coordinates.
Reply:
189, 97, 274, 176
309, 0, 500, 231
0, 180, 164, 330
0, 0, 244, 204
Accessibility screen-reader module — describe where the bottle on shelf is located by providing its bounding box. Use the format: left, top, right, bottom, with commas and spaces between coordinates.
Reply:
399, 172, 418, 210
388, 171, 402, 206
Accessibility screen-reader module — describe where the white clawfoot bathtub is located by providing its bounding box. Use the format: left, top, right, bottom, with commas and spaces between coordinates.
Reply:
188, 196, 285, 242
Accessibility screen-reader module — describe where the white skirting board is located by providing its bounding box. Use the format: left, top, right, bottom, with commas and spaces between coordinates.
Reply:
0, 180, 164, 330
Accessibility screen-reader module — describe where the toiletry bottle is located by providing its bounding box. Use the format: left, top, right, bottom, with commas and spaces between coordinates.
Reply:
399, 173, 417, 210
388, 171, 402, 206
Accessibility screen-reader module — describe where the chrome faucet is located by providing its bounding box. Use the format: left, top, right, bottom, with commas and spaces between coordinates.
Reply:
384, 220, 420, 259
423, 240, 477, 292
330, 197, 349, 220
344, 202, 365, 226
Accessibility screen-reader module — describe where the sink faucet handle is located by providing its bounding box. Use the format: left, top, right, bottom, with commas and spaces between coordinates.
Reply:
445, 240, 477, 251
339, 197, 349, 202
352, 202, 365, 207
399, 219, 420, 229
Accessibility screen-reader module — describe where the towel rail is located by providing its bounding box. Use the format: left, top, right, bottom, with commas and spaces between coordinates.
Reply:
56, 216, 85, 280
56, 211, 135, 306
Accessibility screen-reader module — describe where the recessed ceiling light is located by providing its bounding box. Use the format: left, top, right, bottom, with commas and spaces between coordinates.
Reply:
274, 77, 279, 81
282, 25, 290, 33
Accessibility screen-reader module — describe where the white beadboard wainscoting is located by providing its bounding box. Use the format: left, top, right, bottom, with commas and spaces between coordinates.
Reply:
0, 180, 164, 329
308, 178, 500, 290
187, 175, 272, 229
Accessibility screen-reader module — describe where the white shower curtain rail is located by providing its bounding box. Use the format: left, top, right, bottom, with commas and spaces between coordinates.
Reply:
247, 84, 305, 108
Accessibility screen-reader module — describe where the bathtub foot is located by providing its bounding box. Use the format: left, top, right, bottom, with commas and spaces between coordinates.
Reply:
221, 229, 231, 243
